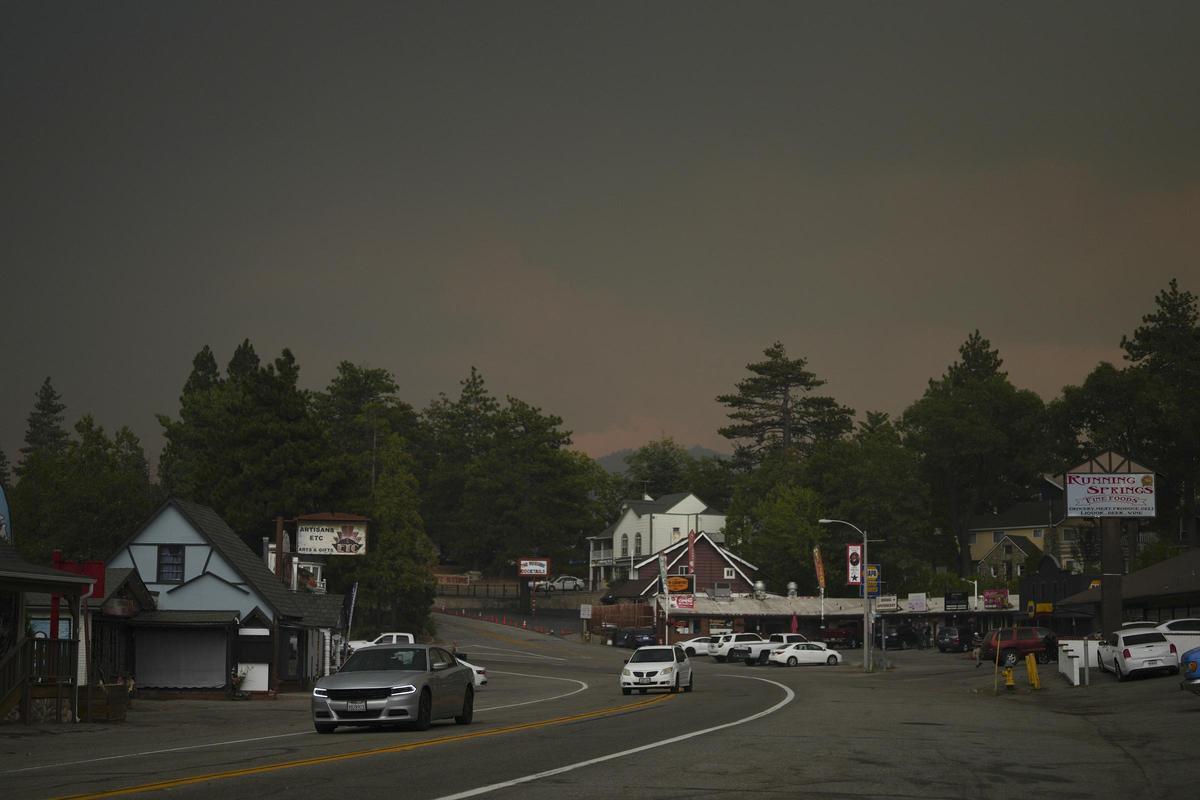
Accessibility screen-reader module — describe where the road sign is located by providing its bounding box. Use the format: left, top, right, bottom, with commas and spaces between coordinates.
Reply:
579, 604, 592, 619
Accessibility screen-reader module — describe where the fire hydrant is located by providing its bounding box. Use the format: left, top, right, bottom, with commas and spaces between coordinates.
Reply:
1003, 665, 1016, 690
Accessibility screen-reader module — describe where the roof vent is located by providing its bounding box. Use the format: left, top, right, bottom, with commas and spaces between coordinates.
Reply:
754, 580, 767, 600
786, 581, 798, 598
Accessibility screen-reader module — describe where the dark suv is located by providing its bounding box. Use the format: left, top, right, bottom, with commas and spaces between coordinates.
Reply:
980, 627, 1057, 666
936, 626, 976, 653
876, 624, 923, 650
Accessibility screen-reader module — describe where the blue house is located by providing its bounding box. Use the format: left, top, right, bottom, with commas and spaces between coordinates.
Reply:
107, 499, 343, 692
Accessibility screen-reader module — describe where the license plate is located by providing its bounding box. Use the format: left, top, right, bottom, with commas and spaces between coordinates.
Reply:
346, 700, 367, 712
637, 677, 651, 684
1146, 660, 1160, 667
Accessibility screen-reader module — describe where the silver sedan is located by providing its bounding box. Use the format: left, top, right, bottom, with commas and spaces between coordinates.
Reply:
311, 644, 474, 733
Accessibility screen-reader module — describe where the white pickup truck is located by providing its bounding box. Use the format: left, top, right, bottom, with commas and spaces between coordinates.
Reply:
708, 632, 767, 662
727, 633, 812, 665
346, 632, 415, 653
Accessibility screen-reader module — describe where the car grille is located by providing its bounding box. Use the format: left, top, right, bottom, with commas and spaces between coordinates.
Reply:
631, 671, 656, 678
327, 688, 391, 700
337, 709, 383, 719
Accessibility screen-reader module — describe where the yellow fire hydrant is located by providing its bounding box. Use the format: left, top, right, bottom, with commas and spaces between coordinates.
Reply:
1003, 665, 1016, 690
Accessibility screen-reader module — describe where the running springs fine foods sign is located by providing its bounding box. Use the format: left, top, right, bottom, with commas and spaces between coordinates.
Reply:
1065, 473, 1156, 518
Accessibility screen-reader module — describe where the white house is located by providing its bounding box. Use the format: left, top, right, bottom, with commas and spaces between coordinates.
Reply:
587, 493, 726, 589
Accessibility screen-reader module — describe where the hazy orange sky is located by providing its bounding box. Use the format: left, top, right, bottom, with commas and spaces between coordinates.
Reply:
3, 3, 1197, 463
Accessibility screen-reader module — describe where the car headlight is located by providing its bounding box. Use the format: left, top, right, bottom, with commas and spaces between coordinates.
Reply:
312, 687, 328, 698
661, 666, 673, 675
390, 685, 417, 696
622, 669, 631, 677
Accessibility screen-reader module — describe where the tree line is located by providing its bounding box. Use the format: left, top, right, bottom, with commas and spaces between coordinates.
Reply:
2, 279, 1196, 622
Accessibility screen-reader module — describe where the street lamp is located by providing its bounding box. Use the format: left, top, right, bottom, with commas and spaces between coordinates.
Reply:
819, 518, 872, 673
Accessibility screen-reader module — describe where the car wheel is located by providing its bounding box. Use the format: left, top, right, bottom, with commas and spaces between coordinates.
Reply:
685, 647, 695, 656
414, 689, 432, 730
622, 688, 631, 695
684, 672, 694, 692
1001, 650, 1018, 667
670, 676, 680, 694
826, 655, 837, 666
455, 687, 474, 725
315, 722, 336, 734
1117, 663, 1128, 681
787, 656, 798, 666
1036, 649, 1050, 665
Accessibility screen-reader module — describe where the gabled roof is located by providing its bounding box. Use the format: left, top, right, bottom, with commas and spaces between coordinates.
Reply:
114, 498, 303, 620
977, 534, 1042, 563
99, 567, 155, 609
291, 592, 347, 629
630, 532, 758, 594
622, 492, 721, 518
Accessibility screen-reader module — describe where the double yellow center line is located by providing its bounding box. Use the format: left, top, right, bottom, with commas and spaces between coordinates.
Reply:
59, 693, 674, 799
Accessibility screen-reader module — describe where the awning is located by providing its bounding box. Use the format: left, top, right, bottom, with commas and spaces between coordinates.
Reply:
128, 610, 240, 627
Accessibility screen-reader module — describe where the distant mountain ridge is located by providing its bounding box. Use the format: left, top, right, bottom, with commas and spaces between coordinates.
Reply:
595, 445, 729, 475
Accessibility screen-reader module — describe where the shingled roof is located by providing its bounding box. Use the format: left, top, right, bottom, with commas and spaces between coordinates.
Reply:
162, 499, 304, 620
0, 540, 95, 593
1061, 547, 1200, 606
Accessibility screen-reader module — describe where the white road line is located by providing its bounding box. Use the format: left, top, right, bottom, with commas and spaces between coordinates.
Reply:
0, 731, 311, 775
431, 674, 796, 800
475, 671, 588, 712
3, 671, 589, 775
459, 645, 568, 661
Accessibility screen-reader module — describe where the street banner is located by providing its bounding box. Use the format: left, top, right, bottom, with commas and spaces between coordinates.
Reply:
865, 564, 881, 598
658, 553, 669, 593
846, 543, 863, 585
1065, 472, 1156, 517
688, 529, 696, 572
0, 485, 11, 543
813, 546, 826, 591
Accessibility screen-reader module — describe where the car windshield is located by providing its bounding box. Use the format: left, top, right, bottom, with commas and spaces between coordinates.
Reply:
630, 648, 674, 663
1123, 632, 1167, 645
341, 647, 427, 672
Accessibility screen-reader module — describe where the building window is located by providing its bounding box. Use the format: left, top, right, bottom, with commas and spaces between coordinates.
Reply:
676, 566, 691, 575
993, 531, 1004, 543
620, 534, 629, 558
672, 527, 681, 542
634, 533, 642, 556
1016, 564, 1023, 577
1033, 528, 1044, 538
990, 565, 997, 578
157, 545, 184, 583
723, 567, 735, 580
1004, 544, 1013, 556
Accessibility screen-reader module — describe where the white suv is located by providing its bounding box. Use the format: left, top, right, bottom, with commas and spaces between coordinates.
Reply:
707, 632, 765, 662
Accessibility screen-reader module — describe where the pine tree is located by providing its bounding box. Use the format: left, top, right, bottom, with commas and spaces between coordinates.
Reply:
20, 377, 69, 464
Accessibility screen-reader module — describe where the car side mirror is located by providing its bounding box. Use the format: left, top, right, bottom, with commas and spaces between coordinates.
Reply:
624, 658, 630, 664
432, 662, 447, 671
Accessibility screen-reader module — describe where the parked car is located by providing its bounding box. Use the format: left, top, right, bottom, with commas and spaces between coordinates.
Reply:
728, 633, 811, 665
821, 626, 860, 649
1180, 645, 1200, 695
876, 624, 922, 650
1097, 630, 1179, 681
708, 632, 765, 662
979, 627, 1058, 666
936, 626, 975, 653
620, 645, 693, 694
455, 656, 488, 687
1156, 619, 1200, 663
311, 644, 473, 733
769, 641, 842, 667
533, 575, 585, 592
676, 636, 713, 656
346, 631, 416, 653
613, 627, 656, 648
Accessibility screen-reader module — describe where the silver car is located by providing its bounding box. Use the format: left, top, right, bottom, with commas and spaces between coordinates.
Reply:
312, 644, 474, 733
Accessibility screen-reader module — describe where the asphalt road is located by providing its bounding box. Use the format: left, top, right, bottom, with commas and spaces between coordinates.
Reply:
2, 616, 1198, 799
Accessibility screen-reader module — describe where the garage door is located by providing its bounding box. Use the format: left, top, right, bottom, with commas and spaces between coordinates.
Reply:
135, 629, 227, 688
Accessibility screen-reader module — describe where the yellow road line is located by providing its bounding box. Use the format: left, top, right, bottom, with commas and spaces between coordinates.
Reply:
58, 693, 675, 799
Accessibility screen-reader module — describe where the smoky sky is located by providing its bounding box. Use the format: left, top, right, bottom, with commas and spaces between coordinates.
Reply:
3, 2, 1198, 466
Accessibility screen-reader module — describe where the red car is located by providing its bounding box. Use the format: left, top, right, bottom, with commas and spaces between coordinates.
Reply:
980, 627, 1058, 666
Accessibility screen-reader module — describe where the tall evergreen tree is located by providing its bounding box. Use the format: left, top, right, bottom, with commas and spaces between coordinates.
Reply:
0, 444, 11, 490
1119, 279, 1200, 547
717, 342, 854, 467
623, 438, 694, 499
19, 377, 69, 465
901, 332, 1048, 575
